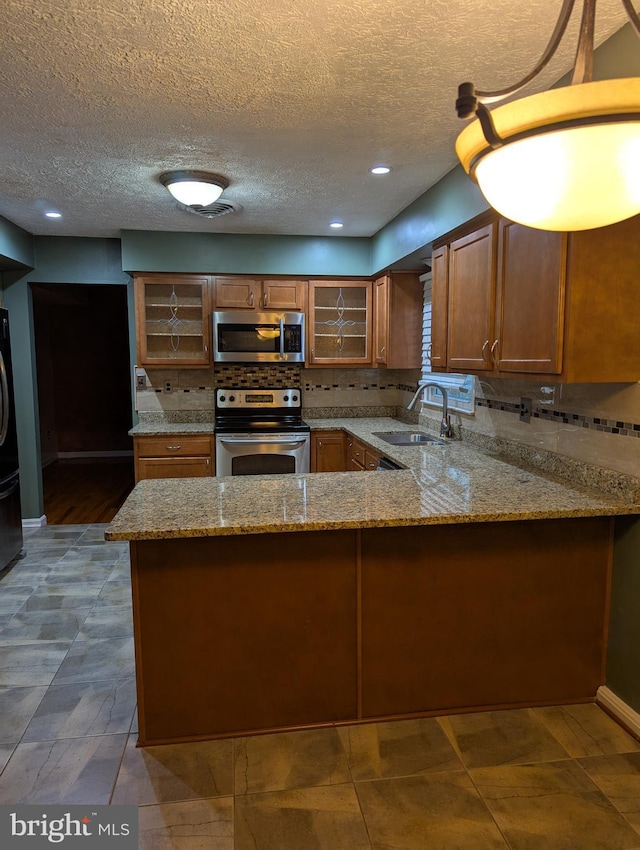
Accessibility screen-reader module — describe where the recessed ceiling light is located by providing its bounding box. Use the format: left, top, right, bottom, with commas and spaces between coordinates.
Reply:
370, 165, 391, 175
45, 211, 62, 218
329, 221, 343, 229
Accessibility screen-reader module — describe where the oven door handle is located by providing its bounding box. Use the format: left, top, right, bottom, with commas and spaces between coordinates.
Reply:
218, 437, 307, 447
279, 318, 285, 360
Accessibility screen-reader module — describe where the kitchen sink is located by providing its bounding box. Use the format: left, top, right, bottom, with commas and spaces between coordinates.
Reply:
372, 431, 445, 446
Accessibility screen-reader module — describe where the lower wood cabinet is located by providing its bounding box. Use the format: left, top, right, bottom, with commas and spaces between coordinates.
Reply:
348, 436, 380, 471
311, 431, 346, 472
312, 430, 381, 472
134, 435, 213, 482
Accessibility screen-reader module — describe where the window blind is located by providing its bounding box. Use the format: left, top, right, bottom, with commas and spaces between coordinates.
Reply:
420, 270, 475, 413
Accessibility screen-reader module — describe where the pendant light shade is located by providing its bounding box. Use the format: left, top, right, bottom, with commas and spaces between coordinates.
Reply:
455, 0, 640, 231
159, 170, 229, 208
456, 78, 640, 231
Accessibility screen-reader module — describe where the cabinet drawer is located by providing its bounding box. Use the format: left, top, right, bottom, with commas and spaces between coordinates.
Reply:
135, 435, 212, 458
348, 437, 366, 468
136, 457, 212, 480
364, 448, 381, 471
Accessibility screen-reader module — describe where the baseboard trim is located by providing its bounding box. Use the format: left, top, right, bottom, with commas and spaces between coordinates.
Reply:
22, 515, 47, 528
596, 686, 640, 740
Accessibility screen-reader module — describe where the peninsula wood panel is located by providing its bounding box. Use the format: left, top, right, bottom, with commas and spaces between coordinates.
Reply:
131, 531, 358, 744
128, 517, 614, 745
359, 518, 613, 719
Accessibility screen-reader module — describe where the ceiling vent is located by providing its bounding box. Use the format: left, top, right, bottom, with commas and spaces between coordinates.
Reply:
177, 201, 240, 218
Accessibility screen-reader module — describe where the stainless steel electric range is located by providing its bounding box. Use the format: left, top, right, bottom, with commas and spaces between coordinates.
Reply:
214, 387, 310, 477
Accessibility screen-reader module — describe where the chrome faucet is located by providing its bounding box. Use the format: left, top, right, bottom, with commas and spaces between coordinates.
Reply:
406, 381, 455, 438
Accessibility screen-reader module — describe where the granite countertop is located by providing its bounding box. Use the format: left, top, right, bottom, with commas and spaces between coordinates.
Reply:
106, 417, 640, 541
130, 422, 215, 436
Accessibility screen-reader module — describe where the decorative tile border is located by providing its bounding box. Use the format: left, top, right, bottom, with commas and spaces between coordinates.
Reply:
303, 381, 412, 392
477, 397, 640, 440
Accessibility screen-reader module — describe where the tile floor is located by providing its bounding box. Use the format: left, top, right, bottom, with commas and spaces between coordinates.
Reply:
1, 524, 640, 848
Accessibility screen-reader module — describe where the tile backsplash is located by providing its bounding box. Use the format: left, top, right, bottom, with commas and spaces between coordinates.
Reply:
429, 378, 640, 480
135, 365, 421, 419
135, 364, 640, 480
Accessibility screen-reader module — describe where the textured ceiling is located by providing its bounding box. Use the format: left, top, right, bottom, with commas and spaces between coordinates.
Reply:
0, 0, 630, 238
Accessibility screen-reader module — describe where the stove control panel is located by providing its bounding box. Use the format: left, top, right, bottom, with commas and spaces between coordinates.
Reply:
216, 388, 301, 410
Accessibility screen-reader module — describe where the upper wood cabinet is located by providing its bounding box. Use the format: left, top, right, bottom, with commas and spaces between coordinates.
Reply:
134, 274, 212, 368
373, 272, 423, 369
432, 211, 640, 382
213, 277, 306, 311
429, 245, 449, 369
307, 280, 372, 366
495, 219, 566, 375
446, 220, 497, 373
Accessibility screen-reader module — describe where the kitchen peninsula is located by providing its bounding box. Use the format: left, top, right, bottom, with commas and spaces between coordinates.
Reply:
106, 419, 640, 746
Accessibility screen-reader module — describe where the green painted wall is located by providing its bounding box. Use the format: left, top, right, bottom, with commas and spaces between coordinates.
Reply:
0, 216, 34, 270
608, 518, 640, 712
121, 231, 372, 276
370, 167, 487, 273
4, 237, 135, 520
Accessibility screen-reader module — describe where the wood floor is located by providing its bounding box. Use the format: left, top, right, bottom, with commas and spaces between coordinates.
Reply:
42, 458, 135, 524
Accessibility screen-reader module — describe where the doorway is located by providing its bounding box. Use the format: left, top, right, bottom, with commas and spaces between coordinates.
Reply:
31, 283, 134, 523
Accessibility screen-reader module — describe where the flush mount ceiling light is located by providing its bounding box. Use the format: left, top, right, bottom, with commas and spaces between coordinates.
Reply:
455, 0, 640, 231
370, 165, 392, 174
159, 170, 229, 208
329, 221, 344, 229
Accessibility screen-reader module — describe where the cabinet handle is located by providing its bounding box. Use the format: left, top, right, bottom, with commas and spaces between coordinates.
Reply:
248, 291, 254, 307
481, 339, 490, 364
426, 343, 432, 363
204, 343, 208, 353
263, 291, 268, 308
165, 444, 182, 451
490, 339, 499, 367
380, 346, 386, 354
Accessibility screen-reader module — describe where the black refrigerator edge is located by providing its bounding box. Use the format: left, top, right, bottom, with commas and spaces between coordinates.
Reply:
0, 307, 23, 569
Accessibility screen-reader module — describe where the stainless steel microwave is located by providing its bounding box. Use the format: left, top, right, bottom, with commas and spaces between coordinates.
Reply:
212, 311, 305, 363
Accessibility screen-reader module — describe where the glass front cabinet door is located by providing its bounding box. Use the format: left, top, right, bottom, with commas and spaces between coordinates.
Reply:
135, 274, 212, 368
307, 280, 372, 365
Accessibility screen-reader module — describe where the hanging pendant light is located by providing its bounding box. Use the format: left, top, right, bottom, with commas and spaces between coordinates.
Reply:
455, 0, 640, 231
